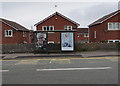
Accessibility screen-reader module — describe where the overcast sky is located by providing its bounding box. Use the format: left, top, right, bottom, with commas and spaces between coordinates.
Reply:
1, 0, 120, 30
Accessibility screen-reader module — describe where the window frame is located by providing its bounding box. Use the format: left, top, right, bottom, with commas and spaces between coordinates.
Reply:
94, 31, 96, 38
108, 22, 120, 30
23, 31, 27, 37
48, 41, 54, 44
108, 40, 120, 43
64, 26, 72, 30
49, 26, 54, 31
42, 26, 54, 31
5, 30, 13, 37
84, 33, 89, 38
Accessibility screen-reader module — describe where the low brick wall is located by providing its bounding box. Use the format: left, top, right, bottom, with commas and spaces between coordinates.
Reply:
75, 43, 120, 51
1, 44, 35, 54
1, 43, 120, 53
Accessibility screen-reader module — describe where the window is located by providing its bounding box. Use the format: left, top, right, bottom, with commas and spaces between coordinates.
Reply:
42, 26, 54, 31
5, 30, 13, 37
115, 41, 119, 43
49, 26, 54, 31
108, 40, 120, 43
119, 23, 120, 29
43, 26, 47, 31
108, 22, 120, 30
108, 41, 113, 43
84, 34, 89, 37
23, 32, 26, 37
115, 23, 119, 29
47, 26, 49, 31
94, 31, 96, 38
64, 26, 72, 30
48, 41, 54, 44
108, 23, 113, 29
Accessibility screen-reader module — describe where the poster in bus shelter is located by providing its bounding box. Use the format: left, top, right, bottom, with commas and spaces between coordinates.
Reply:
35, 32, 47, 51
61, 32, 74, 51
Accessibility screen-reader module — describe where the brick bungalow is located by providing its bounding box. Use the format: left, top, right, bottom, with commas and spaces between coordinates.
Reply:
89, 10, 120, 43
34, 12, 80, 44
77, 28, 89, 43
0, 18, 33, 44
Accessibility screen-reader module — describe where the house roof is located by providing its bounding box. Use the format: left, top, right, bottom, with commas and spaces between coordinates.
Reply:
0, 18, 29, 31
89, 10, 120, 27
77, 28, 88, 33
34, 12, 80, 26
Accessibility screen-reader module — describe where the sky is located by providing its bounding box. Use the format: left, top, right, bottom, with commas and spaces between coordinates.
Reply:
1, 0, 120, 30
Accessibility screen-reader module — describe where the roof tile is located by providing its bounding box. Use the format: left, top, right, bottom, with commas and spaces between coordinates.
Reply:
0, 18, 29, 31
89, 10, 120, 27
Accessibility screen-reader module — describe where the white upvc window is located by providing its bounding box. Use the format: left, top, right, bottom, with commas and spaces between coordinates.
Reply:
42, 26, 47, 31
42, 26, 54, 31
84, 33, 89, 37
94, 31, 96, 38
108, 40, 120, 43
119, 23, 120, 29
108, 22, 120, 30
5, 30, 13, 37
23, 31, 26, 37
48, 41, 54, 44
64, 26, 72, 30
49, 26, 54, 31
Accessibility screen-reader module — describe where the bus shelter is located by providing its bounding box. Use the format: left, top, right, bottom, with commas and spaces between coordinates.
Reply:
34, 30, 76, 53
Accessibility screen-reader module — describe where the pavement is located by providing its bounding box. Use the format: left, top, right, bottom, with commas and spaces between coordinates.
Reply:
0, 50, 120, 60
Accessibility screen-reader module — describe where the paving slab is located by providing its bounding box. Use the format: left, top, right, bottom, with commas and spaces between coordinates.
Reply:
1, 50, 120, 60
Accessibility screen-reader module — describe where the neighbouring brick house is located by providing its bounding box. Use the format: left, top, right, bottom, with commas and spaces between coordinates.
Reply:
0, 18, 33, 44
89, 10, 120, 43
34, 12, 80, 44
77, 28, 89, 43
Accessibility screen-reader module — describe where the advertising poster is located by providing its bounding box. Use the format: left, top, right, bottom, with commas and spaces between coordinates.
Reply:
61, 32, 74, 51
35, 32, 47, 51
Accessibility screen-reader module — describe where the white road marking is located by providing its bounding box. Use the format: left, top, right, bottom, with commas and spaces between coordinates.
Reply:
49, 59, 71, 64
36, 67, 112, 71
15, 60, 39, 65
0, 70, 9, 72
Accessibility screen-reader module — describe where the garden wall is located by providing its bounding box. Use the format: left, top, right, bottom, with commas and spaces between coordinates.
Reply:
75, 43, 120, 51
1, 44, 35, 54
1, 43, 119, 53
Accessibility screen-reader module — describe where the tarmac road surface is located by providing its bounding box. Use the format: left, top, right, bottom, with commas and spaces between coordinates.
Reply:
1, 56, 119, 84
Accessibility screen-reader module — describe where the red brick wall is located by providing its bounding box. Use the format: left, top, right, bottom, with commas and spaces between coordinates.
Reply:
17, 31, 29, 44
47, 32, 60, 44
74, 32, 78, 43
36, 14, 78, 43
77, 34, 88, 40
89, 13, 120, 43
1, 22, 32, 44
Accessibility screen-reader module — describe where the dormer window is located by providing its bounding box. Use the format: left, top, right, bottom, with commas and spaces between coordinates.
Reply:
64, 26, 72, 30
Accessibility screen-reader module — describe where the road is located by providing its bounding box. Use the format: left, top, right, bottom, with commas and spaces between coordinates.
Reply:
1, 57, 119, 84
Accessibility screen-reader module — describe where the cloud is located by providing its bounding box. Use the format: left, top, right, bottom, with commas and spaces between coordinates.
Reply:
68, 2, 118, 27
2, 2, 118, 29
